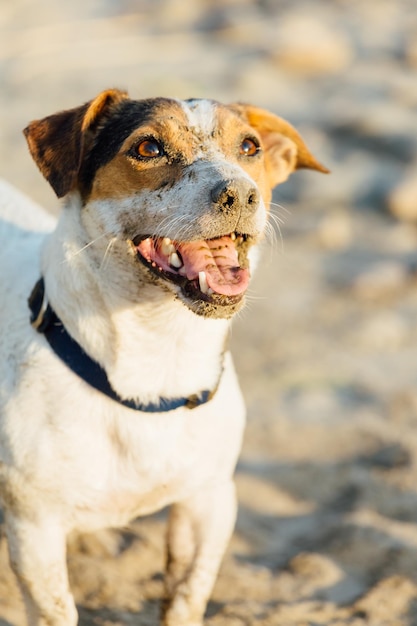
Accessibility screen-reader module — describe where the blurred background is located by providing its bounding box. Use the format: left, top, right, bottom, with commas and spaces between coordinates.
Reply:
1, 1, 417, 624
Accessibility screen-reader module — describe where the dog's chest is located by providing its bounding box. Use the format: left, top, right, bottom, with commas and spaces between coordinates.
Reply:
67, 393, 242, 531
90, 421, 201, 525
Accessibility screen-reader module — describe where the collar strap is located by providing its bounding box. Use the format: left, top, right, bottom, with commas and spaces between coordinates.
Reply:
28, 278, 219, 413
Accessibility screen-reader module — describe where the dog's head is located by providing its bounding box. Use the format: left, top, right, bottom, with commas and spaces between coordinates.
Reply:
24, 89, 328, 319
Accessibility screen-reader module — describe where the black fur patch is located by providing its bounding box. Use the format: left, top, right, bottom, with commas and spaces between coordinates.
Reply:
79, 98, 181, 199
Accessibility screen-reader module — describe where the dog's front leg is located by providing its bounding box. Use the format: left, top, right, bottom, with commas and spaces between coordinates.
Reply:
5, 512, 77, 626
163, 480, 237, 626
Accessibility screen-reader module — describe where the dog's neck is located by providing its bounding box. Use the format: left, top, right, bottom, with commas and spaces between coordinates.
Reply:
40, 203, 230, 405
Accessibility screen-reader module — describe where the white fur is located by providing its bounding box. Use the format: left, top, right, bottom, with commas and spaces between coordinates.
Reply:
181, 99, 217, 138
0, 94, 280, 626
0, 180, 246, 626
0, 88, 318, 625
41, 195, 231, 403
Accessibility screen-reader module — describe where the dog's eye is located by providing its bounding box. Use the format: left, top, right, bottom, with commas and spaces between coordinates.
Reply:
136, 139, 163, 159
239, 138, 259, 157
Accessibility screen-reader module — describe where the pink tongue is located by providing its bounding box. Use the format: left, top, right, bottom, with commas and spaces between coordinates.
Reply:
137, 236, 249, 297
177, 237, 249, 297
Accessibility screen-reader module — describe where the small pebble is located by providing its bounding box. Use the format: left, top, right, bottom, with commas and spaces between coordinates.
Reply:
269, 15, 354, 75
318, 211, 353, 250
388, 167, 417, 222
352, 261, 409, 300
355, 311, 408, 350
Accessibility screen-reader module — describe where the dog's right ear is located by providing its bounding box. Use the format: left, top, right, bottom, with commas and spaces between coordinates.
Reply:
23, 89, 128, 198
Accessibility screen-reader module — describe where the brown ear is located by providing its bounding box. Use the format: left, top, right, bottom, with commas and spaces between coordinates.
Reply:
23, 88, 128, 198
232, 104, 329, 187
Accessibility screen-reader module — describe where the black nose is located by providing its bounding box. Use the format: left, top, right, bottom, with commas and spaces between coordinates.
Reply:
210, 179, 259, 214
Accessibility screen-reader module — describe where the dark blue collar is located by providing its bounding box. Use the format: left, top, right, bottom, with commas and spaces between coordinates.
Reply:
28, 278, 218, 413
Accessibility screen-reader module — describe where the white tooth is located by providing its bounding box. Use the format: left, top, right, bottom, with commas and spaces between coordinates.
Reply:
198, 271, 210, 294
207, 288, 214, 296
230, 232, 236, 241
169, 251, 183, 268
161, 238, 175, 255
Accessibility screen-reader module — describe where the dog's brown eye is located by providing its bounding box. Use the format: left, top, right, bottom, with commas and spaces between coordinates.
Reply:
239, 138, 259, 157
136, 139, 163, 159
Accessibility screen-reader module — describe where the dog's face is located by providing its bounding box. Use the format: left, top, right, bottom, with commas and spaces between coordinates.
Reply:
24, 89, 327, 319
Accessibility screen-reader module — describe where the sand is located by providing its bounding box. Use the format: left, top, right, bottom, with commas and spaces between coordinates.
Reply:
1, 0, 417, 624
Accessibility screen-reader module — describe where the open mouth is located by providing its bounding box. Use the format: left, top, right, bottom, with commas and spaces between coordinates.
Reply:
132, 232, 251, 306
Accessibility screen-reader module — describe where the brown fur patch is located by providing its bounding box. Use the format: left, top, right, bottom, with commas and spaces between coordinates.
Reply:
90, 154, 186, 200
88, 105, 196, 201
231, 103, 329, 186
23, 89, 128, 198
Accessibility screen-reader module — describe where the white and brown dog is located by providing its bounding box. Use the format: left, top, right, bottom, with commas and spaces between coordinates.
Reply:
0, 89, 327, 626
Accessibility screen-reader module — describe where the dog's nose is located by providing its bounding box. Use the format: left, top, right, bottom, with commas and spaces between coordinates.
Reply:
210, 179, 259, 214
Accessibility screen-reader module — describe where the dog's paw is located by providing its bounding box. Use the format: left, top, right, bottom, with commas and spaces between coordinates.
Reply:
162, 593, 204, 626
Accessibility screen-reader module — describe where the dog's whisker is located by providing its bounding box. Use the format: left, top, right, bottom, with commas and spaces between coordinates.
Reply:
172, 219, 196, 242
61, 233, 109, 264
99, 237, 117, 272
267, 213, 285, 253
268, 211, 286, 229
154, 213, 187, 234
264, 221, 277, 248
244, 294, 267, 302
269, 211, 285, 225
156, 204, 182, 213
264, 221, 278, 256
269, 201, 291, 215
155, 214, 195, 242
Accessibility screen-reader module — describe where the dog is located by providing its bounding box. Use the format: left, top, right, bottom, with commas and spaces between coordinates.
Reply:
0, 89, 327, 626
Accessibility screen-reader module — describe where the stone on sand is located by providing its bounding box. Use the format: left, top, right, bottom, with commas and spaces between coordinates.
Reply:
388, 166, 417, 222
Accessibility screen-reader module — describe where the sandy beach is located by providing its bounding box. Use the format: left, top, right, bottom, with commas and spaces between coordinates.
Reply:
1, 1, 417, 624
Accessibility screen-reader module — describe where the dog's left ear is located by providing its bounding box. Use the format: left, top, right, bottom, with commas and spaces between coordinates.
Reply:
23, 88, 128, 198
232, 104, 329, 187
